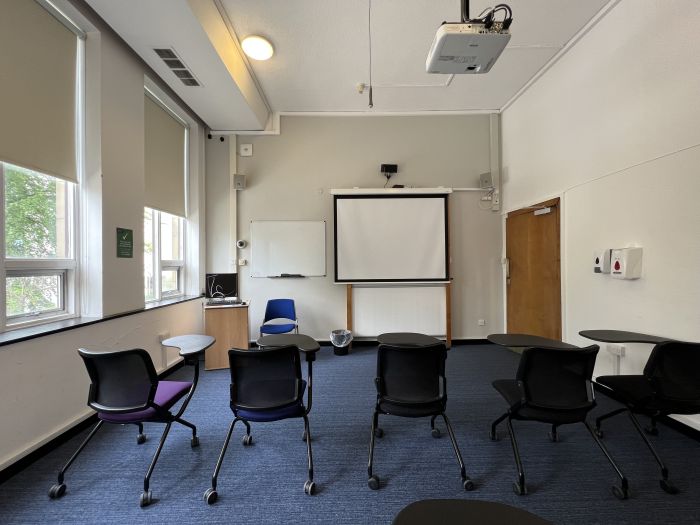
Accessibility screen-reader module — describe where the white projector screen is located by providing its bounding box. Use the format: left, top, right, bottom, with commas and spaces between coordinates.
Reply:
334, 195, 449, 282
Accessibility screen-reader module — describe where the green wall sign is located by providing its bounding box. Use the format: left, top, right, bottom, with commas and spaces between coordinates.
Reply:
117, 228, 133, 258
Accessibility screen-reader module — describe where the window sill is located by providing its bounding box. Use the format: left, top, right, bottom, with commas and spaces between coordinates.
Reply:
0, 295, 203, 348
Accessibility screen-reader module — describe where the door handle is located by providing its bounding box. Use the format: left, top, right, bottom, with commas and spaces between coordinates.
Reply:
504, 258, 511, 285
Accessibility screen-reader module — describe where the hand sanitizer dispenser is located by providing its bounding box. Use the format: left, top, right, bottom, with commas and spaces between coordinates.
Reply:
594, 249, 611, 274
610, 248, 643, 279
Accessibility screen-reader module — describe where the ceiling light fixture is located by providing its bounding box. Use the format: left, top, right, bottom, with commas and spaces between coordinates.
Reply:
241, 35, 274, 61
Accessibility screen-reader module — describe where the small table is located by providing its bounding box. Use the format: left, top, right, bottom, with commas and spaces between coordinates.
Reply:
257, 333, 321, 356
487, 333, 579, 350
392, 499, 552, 525
378, 332, 442, 347
160, 334, 216, 400
579, 330, 676, 345
161, 334, 216, 358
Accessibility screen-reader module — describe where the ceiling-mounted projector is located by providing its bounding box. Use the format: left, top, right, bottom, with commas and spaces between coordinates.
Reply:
426, 2, 513, 74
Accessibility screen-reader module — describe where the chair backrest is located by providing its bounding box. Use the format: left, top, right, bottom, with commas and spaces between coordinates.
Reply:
228, 345, 302, 410
516, 345, 599, 410
376, 343, 446, 404
78, 348, 158, 413
644, 341, 700, 404
263, 298, 296, 323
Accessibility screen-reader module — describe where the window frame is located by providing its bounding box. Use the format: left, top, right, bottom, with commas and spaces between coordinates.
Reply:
0, 163, 79, 330
144, 207, 185, 303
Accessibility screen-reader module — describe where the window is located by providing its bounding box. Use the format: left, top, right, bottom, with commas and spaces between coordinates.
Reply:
144, 207, 185, 301
1, 162, 77, 328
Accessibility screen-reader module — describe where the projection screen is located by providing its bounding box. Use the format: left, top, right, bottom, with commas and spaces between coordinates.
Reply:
334, 194, 449, 282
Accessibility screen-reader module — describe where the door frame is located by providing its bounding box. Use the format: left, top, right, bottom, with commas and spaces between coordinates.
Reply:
501, 194, 566, 338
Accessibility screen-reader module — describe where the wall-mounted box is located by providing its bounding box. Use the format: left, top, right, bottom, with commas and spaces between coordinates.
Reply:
610, 247, 642, 279
594, 249, 611, 274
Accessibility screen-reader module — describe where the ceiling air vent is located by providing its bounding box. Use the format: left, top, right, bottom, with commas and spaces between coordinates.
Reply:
153, 47, 201, 87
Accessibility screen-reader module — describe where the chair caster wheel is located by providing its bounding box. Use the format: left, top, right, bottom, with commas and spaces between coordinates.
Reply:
548, 431, 558, 442
463, 478, 475, 491
48, 483, 66, 499
660, 479, 679, 494
612, 485, 628, 500
137, 433, 147, 445
645, 426, 659, 436
139, 490, 153, 507
374, 428, 384, 438
489, 430, 499, 441
191, 436, 200, 448
595, 428, 604, 439
242, 434, 253, 446
431, 428, 441, 438
512, 481, 527, 495
304, 480, 316, 495
302, 430, 309, 442
368, 475, 380, 490
203, 488, 218, 505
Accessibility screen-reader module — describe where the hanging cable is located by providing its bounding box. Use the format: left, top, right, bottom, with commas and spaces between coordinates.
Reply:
368, 0, 373, 108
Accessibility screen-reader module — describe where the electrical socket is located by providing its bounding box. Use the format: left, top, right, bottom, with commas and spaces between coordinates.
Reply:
478, 319, 486, 326
606, 343, 626, 357
238, 258, 248, 266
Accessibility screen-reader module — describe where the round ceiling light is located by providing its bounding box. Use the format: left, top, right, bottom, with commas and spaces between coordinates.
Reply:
241, 35, 274, 61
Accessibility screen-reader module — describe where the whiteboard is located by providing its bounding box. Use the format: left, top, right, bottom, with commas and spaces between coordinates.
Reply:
334, 195, 448, 282
250, 221, 326, 278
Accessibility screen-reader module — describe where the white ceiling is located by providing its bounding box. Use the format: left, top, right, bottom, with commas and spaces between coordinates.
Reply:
87, 0, 612, 129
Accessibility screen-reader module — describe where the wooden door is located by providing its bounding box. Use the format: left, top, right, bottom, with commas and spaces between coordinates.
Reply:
505, 198, 561, 339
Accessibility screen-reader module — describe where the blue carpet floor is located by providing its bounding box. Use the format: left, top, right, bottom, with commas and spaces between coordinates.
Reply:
2, 344, 700, 524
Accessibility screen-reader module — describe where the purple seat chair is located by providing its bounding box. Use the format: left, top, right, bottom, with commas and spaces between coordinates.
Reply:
49, 348, 201, 507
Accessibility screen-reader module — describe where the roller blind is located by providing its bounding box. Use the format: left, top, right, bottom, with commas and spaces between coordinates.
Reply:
0, 0, 77, 182
144, 95, 186, 217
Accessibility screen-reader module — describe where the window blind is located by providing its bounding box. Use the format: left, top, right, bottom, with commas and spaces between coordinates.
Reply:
144, 95, 186, 217
0, 0, 77, 183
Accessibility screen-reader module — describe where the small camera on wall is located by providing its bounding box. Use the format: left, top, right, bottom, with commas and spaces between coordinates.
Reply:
236, 239, 247, 249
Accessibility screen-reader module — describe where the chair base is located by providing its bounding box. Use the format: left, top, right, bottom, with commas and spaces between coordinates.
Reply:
367, 410, 474, 491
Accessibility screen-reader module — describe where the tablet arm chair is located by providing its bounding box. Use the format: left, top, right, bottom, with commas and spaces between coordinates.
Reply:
259, 298, 298, 336
368, 343, 474, 492
204, 344, 317, 504
490, 345, 629, 499
594, 341, 700, 494
49, 347, 201, 507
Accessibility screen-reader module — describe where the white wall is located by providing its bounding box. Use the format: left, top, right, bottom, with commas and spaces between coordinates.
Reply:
501, 1, 700, 427
229, 115, 503, 340
205, 135, 237, 273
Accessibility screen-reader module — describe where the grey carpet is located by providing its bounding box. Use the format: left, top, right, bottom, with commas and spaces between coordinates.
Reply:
2, 344, 700, 524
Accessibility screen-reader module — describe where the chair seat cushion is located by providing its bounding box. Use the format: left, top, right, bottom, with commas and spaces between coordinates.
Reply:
493, 379, 591, 424
260, 323, 296, 335
235, 381, 307, 422
378, 399, 445, 418
596, 375, 700, 414
98, 380, 192, 423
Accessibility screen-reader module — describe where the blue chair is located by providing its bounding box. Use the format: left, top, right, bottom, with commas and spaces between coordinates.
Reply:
259, 298, 298, 336
203, 344, 317, 504
48, 347, 202, 507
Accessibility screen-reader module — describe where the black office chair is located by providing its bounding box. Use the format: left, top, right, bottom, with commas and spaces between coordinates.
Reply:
490, 345, 629, 499
204, 345, 316, 504
594, 341, 700, 494
368, 343, 474, 491
49, 348, 201, 507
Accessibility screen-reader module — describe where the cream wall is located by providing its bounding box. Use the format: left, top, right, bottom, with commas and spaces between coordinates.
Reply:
232, 115, 503, 340
0, 300, 204, 470
0, 1, 207, 469
500, 0, 700, 427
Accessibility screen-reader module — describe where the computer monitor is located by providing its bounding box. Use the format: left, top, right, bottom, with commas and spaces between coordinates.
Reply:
206, 273, 238, 299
